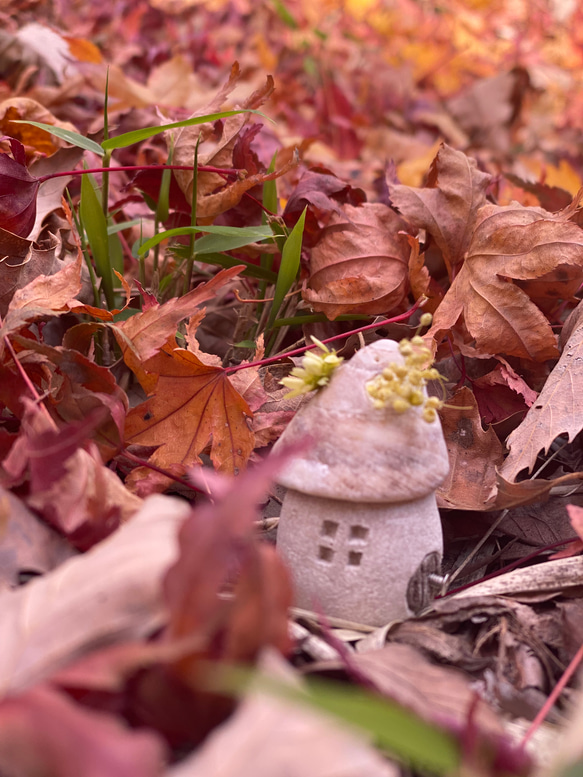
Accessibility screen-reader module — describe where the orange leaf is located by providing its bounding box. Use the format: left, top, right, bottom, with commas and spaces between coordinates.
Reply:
125, 345, 254, 475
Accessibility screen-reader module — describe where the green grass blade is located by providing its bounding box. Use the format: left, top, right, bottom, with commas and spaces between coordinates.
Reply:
80, 174, 114, 308
266, 206, 306, 329
271, 0, 299, 28
262, 152, 278, 219
12, 120, 105, 156
302, 676, 459, 774
107, 218, 142, 235
171, 247, 277, 282
101, 109, 269, 151
138, 224, 273, 256
206, 665, 459, 775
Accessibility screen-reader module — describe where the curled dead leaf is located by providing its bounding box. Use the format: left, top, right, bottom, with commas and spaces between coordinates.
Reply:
303, 203, 410, 319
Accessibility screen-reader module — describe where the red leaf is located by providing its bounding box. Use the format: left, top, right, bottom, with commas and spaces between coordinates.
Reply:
0, 685, 165, 777
0, 138, 39, 237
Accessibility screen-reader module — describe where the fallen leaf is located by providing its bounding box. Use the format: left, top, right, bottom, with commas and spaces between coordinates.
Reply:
500, 300, 583, 480
0, 494, 189, 693
446, 72, 517, 154
390, 143, 492, 276
283, 168, 366, 247
0, 486, 76, 589
429, 202, 583, 360
166, 651, 397, 777
0, 137, 39, 236
0, 97, 79, 159
0, 232, 61, 318
472, 360, 538, 425
313, 642, 503, 737
303, 203, 410, 319
0, 252, 82, 343
0, 685, 165, 777
169, 72, 278, 220
114, 266, 244, 377
125, 343, 254, 478
437, 387, 505, 511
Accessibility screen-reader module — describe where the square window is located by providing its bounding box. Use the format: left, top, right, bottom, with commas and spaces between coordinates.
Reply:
321, 520, 339, 538
349, 525, 369, 540
318, 546, 334, 562
348, 551, 363, 566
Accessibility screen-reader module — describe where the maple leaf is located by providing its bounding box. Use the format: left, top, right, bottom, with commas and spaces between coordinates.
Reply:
428, 202, 583, 360
124, 343, 254, 476
114, 266, 243, 362
390, 143, 492, 276
304, 202, 410, 319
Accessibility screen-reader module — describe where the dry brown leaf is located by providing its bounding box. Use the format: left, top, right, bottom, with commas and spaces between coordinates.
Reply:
0, 495, 189, 693
429, 202, 583, 360
390, 143, 492, 275
170, 70, 275, 219
437, 387, 505, 510
334, 643, 503, 737
500, 300, 583, 480
303, 203, 410, 319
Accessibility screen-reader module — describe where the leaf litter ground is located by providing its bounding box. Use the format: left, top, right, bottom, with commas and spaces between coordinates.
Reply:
1, 1, 583, 775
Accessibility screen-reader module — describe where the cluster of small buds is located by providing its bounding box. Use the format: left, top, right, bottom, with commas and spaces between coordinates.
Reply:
281, 337, 344, 398
366, 317, 444, 423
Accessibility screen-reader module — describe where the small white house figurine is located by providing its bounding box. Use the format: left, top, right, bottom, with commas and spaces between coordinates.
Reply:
273, 339, 450, 627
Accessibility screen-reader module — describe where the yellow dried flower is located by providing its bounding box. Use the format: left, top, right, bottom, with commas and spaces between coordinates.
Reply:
281, 337, 343, 398
365, 336, 444, 423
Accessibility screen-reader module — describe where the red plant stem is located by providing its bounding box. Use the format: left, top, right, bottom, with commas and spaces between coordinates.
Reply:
224, 298, 425, 374
520, 639, 583, 750
36, 164, 241, 184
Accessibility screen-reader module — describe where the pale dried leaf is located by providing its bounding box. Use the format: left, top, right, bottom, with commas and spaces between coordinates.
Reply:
166, 651, 397, 777
500, 303, 583, 480
0, 495, 189, 693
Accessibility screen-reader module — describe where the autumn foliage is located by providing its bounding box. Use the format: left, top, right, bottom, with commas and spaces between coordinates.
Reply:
2, 0, 583, 774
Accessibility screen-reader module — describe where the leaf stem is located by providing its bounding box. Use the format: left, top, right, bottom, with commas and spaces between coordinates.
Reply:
36, 164, 241, 184
224, 298, 425, 374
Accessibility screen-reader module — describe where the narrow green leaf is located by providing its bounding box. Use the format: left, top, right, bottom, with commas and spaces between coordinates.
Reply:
80, 174, 114, 308
108, 229, 124, 277
271, 0, 299, 28
171, 247, 277, 282
262, 152, 278, 219
138, 224, 273, 256
12, 120, 105, 156
301, 676, 459, 774
107, 218, 142, 235
206, 665, 459, 775
266, 206, 306, 329
101, 109, 269, 151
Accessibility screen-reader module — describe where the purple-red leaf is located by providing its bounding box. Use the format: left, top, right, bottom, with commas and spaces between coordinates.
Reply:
0, 139, 39, 237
